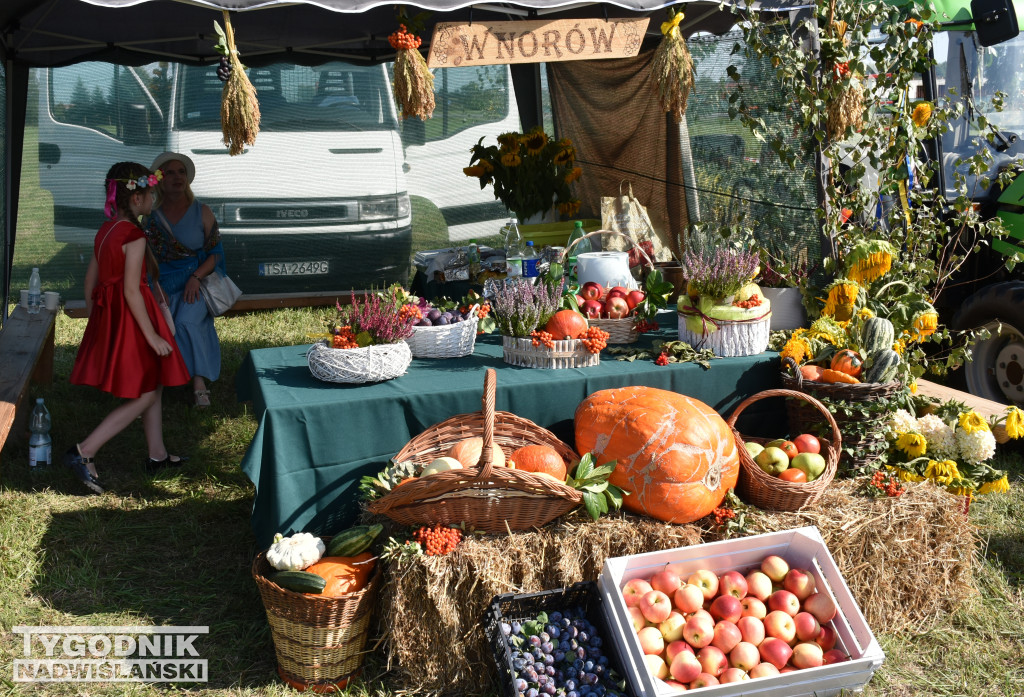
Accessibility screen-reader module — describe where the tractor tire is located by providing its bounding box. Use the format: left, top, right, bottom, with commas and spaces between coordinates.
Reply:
950, 281, 1024, 405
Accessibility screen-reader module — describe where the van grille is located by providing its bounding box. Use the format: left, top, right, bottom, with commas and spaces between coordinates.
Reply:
222, 202, 353, 226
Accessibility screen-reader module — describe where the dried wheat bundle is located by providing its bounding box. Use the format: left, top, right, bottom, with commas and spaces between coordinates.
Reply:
650, 9, 695, 123
826, 79, 865, 141
390, 25, 435, 121
219, 12, 260, 156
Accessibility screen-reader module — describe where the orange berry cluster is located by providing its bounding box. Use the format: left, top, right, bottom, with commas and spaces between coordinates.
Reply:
654, 352, 670, 366
413, 524, 462, 555
732, 293, 763, 309
833, 61, 850, 78
870, 471, 905, 497
388, 24, 422, 50
531, 329, 556, 348
399, 303, 423, 322
635, 319, 659, 334
580, 326, 609, 354
332, 326, 358, 349
477, 303, 491, 319
712, 506, 736, 526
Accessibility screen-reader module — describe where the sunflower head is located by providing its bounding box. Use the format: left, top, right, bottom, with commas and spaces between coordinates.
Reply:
912, 101, 933, 127
522, 130, 548, 155
910, 310, 939, 341
463, 165, 485, 178
497, 132, 520, 149
821, 279, 861, 321
978, 475, 1010, 495
958, 410, 990, 434
500, 152, 522, 167
780, 336, 813, 365
1005, 407, 1024, 440
845, 239, 896, 284
896, 432, 927, 458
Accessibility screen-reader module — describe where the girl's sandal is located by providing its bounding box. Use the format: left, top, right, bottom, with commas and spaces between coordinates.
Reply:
193, 390, 211, 409
64, 446, 104, 495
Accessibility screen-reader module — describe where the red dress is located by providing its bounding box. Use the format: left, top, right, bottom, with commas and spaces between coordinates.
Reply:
70, 220, 190, 398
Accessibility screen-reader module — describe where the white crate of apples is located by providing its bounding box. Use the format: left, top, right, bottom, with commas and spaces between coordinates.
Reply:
576, 282, 646, 320
620, 554, 848, 690
743, 434, 827, 483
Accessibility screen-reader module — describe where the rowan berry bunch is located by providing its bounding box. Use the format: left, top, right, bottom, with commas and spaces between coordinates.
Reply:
530, 329, 556, 348
399, 303, 423, 322
732, 293, 763, 309
635, 319, 659, 334
413, 524, 462, 555
331, 326, 358, 349
712, 506, 736, 526
654, 352, 670, 366
868, 470, 906, 498
477, 302, 491, 319
580, 326, 609, 354
388, 24, 422, 50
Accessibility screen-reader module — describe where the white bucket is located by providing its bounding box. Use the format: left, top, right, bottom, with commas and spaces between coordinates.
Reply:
576, 252, 637, 289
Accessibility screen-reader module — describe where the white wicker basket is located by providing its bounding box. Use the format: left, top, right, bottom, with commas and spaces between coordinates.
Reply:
307, 341, 413, 383
502, 335, 599, 369
405, 306, 479, 359
677, 311, 771, 357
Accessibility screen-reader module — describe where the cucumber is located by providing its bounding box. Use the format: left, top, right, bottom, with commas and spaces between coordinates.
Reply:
269, 570, 326, 594
326, 524, 383, 557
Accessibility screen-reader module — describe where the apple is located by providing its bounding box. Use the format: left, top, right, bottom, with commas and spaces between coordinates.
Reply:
749, 661, 781, 679
639, 590, 673, 623
791, 641, 824, 669
816, 624, 837, 652
580, 299, 604, 319
690, 609, 714, 626
626, 289, 646, 310
651, 568, 682, 596
659, 611, 687, 642
712, 620, 742, 653
754, 446, 789, 475
574, 294, 586, 308
761, 555, 790, 583
643, 653, 669, 680
606, 285, 630, 300
718, 570, 749, 599
627, 605, 647, 632
765, 438, 799, 460
665, 639, 694, 664
784, 568, 816, 601
804, 592, 837, 623
687, 569, 719, 599
728, 641, 760, 672
637, 625, 666, 655
663, 680, 687, 690
758, 636, 794, 670
745, 571, 773, 601
768, 590, 801, 617
682, 613, 715, 649
604, 295, 630, 319
740, 596, 767, 619
674, 583, 706, 614
793, 611, 822, 642
696, 645, 728, 677
580, 281, 604, 302
793, 433, 821, 454
791, 452, 827, 482
709, 595, 743, 624
763, 610, 796, 643
690, 673, 720, 689
622, 578, 654, 607
719, 667, 750, 683
823, 648, 849, 665
737, 615, 765, 646
669, 648, 702, 682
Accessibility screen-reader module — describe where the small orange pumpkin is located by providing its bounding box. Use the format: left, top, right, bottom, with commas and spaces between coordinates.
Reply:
830, 349, 864, 378
448, 437, 506, 468
544, 309, 589, 340
304, 552, 375, 596
510, 445, 567, 481
800, 365, 826, 382
821, 368, 861, 384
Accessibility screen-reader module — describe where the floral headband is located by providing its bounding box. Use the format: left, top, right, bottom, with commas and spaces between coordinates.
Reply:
105, 170, 163, 220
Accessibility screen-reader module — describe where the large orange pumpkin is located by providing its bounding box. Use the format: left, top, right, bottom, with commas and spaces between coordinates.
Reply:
510, 444, 567, 481
545, 309, 589, 340
574, 386, 739, 523
304, 552, 375, 596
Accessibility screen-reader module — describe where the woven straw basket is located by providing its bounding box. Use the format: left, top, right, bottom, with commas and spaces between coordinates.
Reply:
252, 541, 379, 692
502, 335, 599, 369
366, 368, 582, 531
405, 305, 479, 359
307, 340, 412, 383
726, 388, 841, 511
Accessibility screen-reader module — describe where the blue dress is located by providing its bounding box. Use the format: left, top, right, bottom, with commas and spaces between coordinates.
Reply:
154, 200, 223, 382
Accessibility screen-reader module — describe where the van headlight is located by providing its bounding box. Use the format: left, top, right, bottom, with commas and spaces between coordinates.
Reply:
360, 194, 411, 221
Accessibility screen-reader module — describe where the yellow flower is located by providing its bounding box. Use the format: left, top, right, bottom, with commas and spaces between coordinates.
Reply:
822, 281, 859, 321
978, 475, 1010, 495
807, 317, 848, 346
910, 379, 917, 394
1005, 407, 1024, 439
958, 410, 990, 434
845, 240, 896, 284
946, 485, 973, 498
780, 337, 812, 365
554, 148, 575, 166
557, 199, 582, 217
501, 152, 522, 167
497, 132, 520, 149
565, 166, 583, 183
463, 165, 485, 178
893, 338, 906, 356
479, 159, 494, 173
896, 432, 927, 458
910, 311, 939, 341
924, 459, 960, 486
891, 467, 924, 482
857, 307, 875, 319
522, 130, 548, 155
912, 102, 933, 127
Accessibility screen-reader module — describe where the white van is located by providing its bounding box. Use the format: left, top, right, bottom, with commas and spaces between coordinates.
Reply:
36, 60, 412, 293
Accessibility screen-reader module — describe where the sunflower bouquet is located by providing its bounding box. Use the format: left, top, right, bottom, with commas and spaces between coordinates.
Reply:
464, 127, 582, 222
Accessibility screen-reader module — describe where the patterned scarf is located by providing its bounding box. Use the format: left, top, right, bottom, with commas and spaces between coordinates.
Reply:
144, 208, 222, 262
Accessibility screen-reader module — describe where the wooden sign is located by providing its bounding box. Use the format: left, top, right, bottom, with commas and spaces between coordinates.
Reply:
427, 18, 650, 68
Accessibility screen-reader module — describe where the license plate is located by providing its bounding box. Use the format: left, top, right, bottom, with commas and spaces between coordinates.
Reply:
258, 261, 330, 276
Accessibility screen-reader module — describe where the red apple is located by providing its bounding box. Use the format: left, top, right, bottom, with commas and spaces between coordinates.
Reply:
580, 299, 603, 319
745, 570, 773, 601
793, 612, 822, 642
697, 645, 728, 677
740, 596, 767, 619
719, 667, 750, 683
690, 673, 720, 689
763, 610, 796, 643
665, 639, 694, 664
718, 570, 749, 599
758, 636, 794, 670
761, 555, 790, 583
816, 624, 837, 652
690, 609, 714, 626
651, 568, 682, 596
604, 295, 630, 319
682, 613, 715, 649
637, 625, 666, 655
643, 653, 669, 680
791, 641, 824, 669
711, 620, 742, 653
793, 433, 821, 454
803, 592, 837, 623
768, 590, 801, 617
626, 289, 646, 309
669, 649, 702, 683
639, 590, 673, 623
737, 616, 765, 646
580, 281, 604, 302
709, 595, 744, 624
627, 606, 647, 632
659, 611, 687, 642
823, 648, 849, 665
621, 578, 654, 608
607, 285, 630, 300
687, 569, 719, 599
674, 583, 706, 614
662, 679, 687, 690
728, 641, 760, 672
784, 568, 816, 601
749, 661, 781, 679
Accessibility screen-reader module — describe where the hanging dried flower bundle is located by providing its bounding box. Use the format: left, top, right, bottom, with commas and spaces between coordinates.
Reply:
214, 13, 260, 156
824, 18, 864, 140
650, 8, 695, 123
390, 25, 435, 120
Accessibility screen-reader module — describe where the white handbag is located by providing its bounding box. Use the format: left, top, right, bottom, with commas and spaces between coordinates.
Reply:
198, 270, 242, 316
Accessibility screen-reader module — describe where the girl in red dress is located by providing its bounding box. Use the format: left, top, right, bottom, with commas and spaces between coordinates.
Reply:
65, 162, 191, 493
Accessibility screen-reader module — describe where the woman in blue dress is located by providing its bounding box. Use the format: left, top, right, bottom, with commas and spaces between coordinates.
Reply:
145, 152, 224, 408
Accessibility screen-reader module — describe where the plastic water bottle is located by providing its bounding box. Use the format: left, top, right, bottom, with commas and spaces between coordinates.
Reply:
467, 239, 481, 282
27, 267, 41, 315
504, 218, 524, 280
29, 398, 52, 469
565, 220, 590, 282
522, 241, 541, 284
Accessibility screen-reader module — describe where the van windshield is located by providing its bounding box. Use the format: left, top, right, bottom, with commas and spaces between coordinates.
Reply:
176, 62, 398, 132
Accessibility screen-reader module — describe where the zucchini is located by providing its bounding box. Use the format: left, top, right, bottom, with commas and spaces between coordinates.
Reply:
326, 524, 383, 557
269, 570, 326, 594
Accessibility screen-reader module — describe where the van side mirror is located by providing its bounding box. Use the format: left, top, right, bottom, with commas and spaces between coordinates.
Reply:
972, 0, 1020, 46
122, 103, 150, 146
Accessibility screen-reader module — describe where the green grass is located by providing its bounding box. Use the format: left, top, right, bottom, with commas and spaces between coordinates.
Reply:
0, 308, 1023, 696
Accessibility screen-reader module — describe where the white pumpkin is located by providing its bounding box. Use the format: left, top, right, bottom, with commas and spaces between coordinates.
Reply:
266, 532, 325, 571
420, 457, 464, 477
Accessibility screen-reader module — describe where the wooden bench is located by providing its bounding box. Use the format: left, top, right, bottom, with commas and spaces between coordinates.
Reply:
915, 379, 1009, 421
0, 306, 57, 466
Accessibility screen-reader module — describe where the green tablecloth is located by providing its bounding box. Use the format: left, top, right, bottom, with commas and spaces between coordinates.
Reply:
237, 314, 782, 546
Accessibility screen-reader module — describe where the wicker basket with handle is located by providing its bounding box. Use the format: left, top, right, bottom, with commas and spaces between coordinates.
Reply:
726, 388, 841, 512
366, 368, 582, 531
